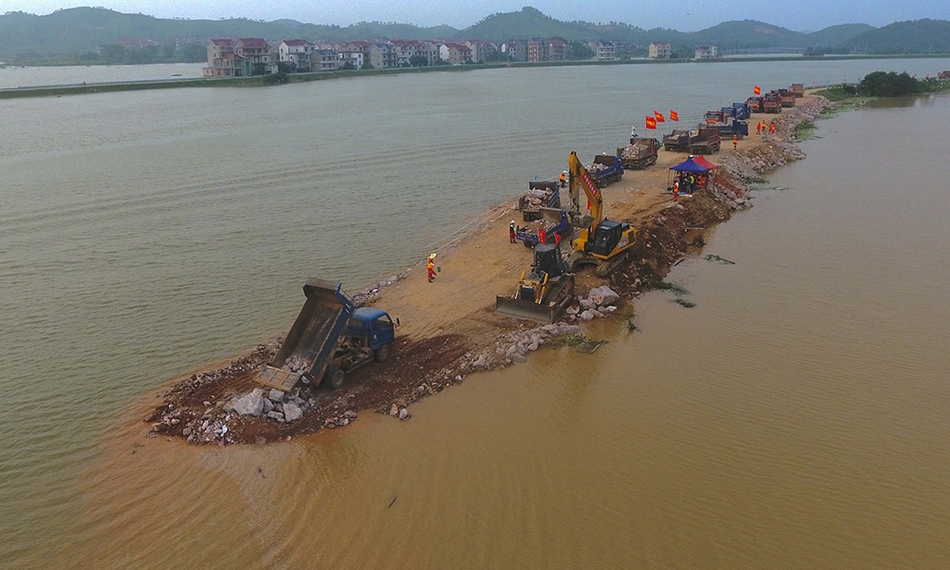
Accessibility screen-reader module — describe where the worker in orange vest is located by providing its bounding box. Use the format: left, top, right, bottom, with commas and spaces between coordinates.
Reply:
733, 135, 738, 150
769, 122, 776, 135
427, 253, 437, 282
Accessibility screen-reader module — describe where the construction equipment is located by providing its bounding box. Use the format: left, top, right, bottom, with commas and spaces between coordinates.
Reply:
746, 96, 765, 113
518, 180, 561, 222
587, 154, 624, 187
706, 118, 749, 139
565, 151, 637, 277
763, 94, 783, 113
515, 208, 572, 248
618, 137, 659, 170
689, 127, 722, 154
256, 279, 397, 392
495, 243, 576, 323
790, 83, 805, 98
663, 129, 694, 152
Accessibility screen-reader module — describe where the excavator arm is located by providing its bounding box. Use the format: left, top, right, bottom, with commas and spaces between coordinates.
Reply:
567, 151, 604, 228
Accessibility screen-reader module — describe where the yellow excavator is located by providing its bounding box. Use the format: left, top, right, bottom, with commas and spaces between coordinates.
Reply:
566, 151, 637, 277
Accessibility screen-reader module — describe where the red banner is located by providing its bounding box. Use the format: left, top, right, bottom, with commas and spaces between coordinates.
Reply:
669, 110, 679, 121
645, 116, 657, 129
654, 111, 665, 122
753, 85, 761, 95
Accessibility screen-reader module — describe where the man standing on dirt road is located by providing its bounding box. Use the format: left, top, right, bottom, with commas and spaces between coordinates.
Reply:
509, 220, 517, 243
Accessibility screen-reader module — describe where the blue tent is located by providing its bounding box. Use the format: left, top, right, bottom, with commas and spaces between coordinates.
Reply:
669, 157, 709, 173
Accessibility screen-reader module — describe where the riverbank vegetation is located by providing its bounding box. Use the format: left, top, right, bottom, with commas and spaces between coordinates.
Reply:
817, 71, 950, 102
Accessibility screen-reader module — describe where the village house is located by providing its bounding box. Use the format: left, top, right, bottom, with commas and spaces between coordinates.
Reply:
589, 40, 616, 61
279, 39, 314, 72
311, 49, 339, 72
649, 42, 672, 59
547, 38, 567, 61
501, 40, 527, 62
439, 42, 473, 65
694, 45, 719, 59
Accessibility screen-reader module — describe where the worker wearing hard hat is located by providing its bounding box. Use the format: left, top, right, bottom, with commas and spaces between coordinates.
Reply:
427, 253, 437, 282
509, 220, 517, 243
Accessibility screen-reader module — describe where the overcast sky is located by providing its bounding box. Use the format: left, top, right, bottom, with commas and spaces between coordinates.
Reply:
4, 1, 949, 33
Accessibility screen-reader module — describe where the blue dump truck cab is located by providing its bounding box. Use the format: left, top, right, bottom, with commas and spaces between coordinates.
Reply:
257, 279, 396, 392
346, 308, 397, 358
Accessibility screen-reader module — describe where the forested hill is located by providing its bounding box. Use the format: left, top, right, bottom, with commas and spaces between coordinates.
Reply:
0, 6, 947, 64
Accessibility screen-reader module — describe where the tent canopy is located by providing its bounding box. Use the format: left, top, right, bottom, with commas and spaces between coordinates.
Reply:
691, 155, 719, 170
669, 157, 709, 173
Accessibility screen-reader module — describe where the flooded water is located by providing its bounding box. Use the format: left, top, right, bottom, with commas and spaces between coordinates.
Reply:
2, 59, 950, 568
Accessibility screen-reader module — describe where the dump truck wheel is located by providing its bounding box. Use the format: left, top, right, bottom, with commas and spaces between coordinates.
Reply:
375, 343, 392, 363
325, 367, 345, 390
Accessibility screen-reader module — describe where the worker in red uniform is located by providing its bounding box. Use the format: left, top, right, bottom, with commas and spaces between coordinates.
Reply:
733, 135, 738, 150
427, 253, 437, 282
769, 122, 776, 135
509, 220, 517, 243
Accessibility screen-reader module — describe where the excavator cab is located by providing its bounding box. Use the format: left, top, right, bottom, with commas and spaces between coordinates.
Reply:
588, 219, 630, 257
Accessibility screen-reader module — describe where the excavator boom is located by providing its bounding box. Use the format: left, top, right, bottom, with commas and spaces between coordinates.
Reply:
567, 151, 603, 227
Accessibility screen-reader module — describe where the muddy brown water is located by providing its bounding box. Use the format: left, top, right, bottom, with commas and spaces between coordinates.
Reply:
2, 61, 950, 568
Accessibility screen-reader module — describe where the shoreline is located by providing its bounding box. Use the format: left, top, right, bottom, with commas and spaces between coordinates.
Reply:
143, 93, 834, 445
4, 54, 947, 99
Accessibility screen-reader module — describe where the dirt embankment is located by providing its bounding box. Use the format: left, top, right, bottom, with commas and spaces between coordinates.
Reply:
146, 95, 833, 445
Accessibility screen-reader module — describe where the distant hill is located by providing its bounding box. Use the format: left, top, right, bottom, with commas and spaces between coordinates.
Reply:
0, 6, 946, 64
842, 19, 950, 54
804, 23, 875, 48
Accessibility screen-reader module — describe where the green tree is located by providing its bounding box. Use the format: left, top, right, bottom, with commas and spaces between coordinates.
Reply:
859, 71, 919, 96
181, 43, 207, 63
262, 71, 288, 85
100, 44, 126, 64
409, 54, 429, 67
568, 40, 593, 60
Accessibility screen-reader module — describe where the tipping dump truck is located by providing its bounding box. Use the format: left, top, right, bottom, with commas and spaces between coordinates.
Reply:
515, 207, 572, 248
587, 154, 624, 187
496, 243, 576, 324
256, 279, 396, 392
617, 137, 659, 170
689, 127, 722, 155
518, 180, 561, 222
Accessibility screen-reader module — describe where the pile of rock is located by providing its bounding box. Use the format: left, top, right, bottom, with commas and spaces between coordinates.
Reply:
227, 387, 311, 423
354, 275, 399, 305
567, 285, 621, 322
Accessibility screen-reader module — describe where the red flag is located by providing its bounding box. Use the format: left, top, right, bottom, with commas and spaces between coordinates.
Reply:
753, 85, 761, 95
654, 111, 665, 122
645, 116, 657, 129
669, 110, 679, 121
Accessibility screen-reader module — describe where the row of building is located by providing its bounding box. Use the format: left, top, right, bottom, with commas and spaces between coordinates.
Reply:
203, 37, 719, 78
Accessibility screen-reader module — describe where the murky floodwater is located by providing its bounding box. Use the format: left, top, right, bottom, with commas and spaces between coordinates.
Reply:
2, 60, 949, 568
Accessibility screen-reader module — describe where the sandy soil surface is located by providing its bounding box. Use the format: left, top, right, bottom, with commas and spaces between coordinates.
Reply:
145, 94, 831, 445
